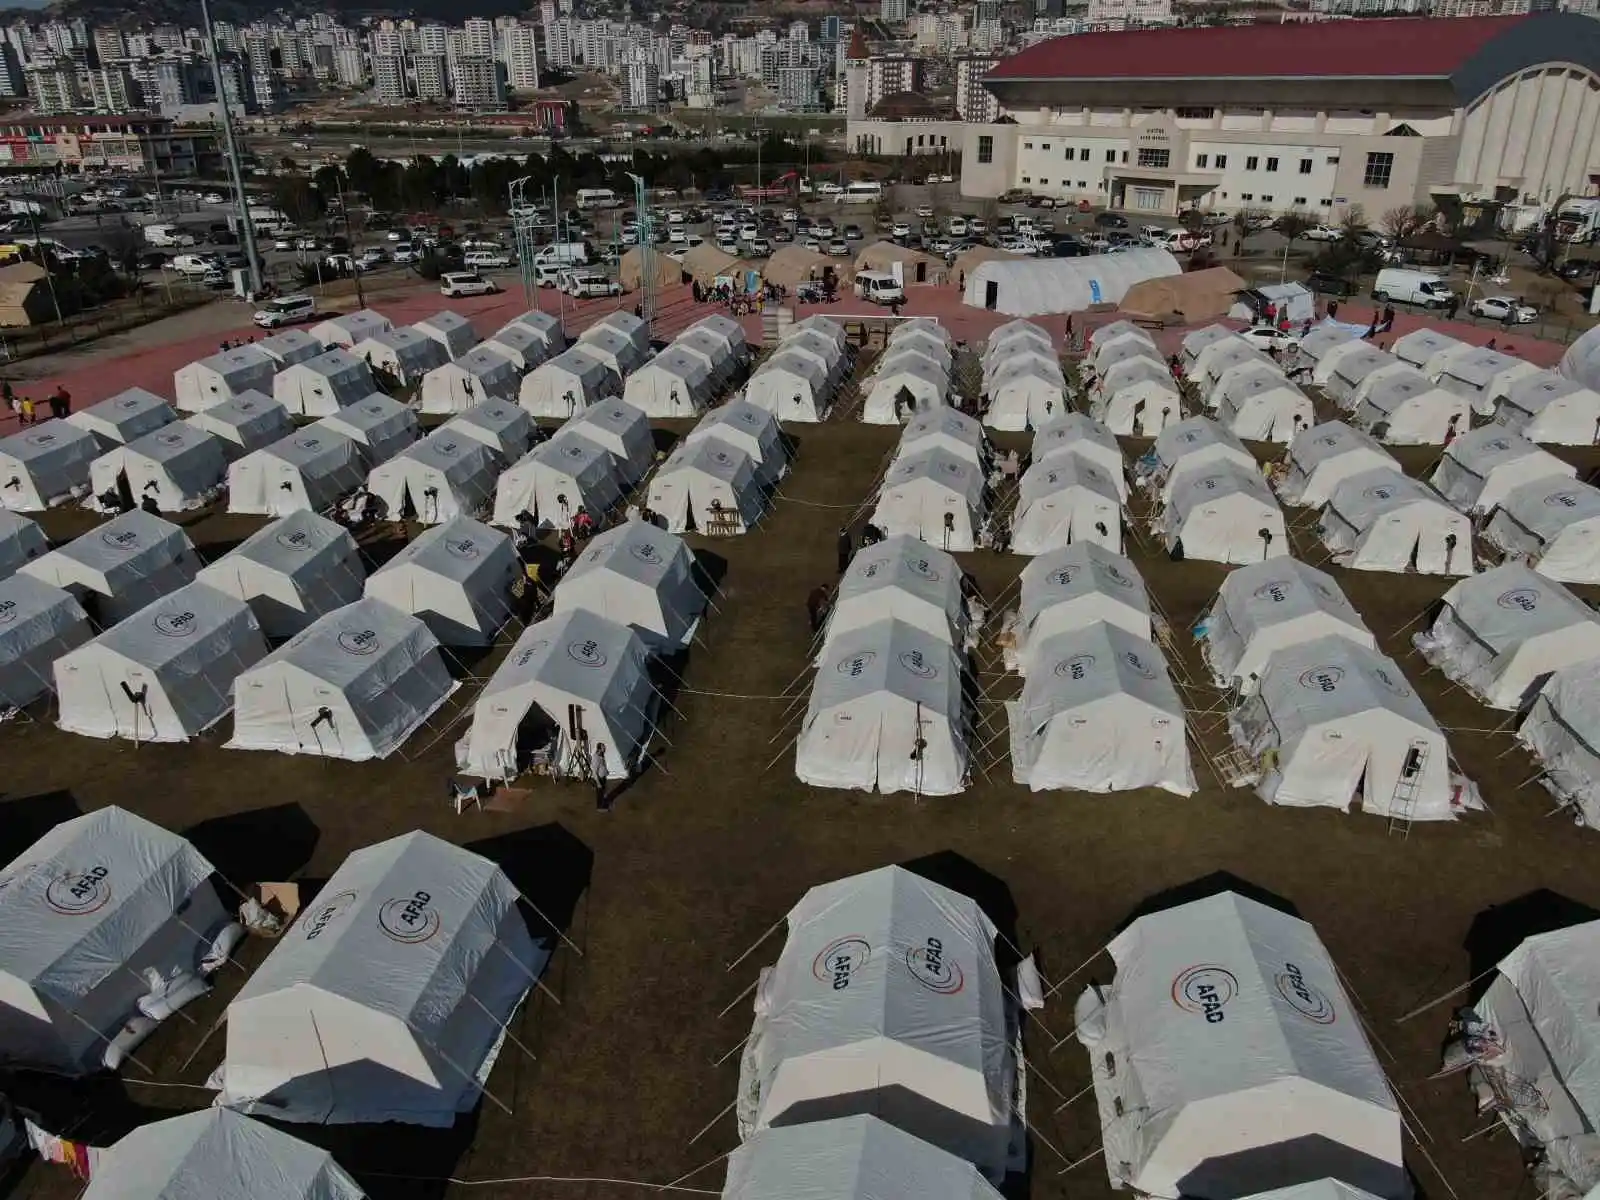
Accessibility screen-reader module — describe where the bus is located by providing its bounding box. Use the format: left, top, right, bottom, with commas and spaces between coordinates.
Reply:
835, 181, 883, 205
576, 188, 623, 211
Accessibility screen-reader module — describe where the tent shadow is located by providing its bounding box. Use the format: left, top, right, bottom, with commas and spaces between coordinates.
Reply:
649, 427, 679, 458
0, 791, 81, 866
182, 802, 320, 888
285, 1106, 482, 1200
692, 547, 728, 598
1115, 870, 1300, 937
1464, 888, 1600, 999
0, 1069, 174, 1147
463, 822, 592, 948
898, 850, 1023, 973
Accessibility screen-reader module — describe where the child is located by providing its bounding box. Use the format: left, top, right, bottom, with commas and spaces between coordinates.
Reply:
18, 396, 34, 425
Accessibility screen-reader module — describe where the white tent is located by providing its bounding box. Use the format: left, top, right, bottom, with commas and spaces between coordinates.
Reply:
1456, 922, 1600, 1200
1497, 371, 1600, 444
197, 510, 366, 639
20, 509, 199, 625
0, 806, 227, 1075
792, 315, 847, 354
745, 349, 831, 423
1312, 336, 1378, 389
174, 345, 278, 414
1091, 334, 1160, 377
583, 311, 650, 359
418, 345, 521, 415
273, 350, 377, 418
228, 429, 365, 517
738, 866, 1014, 1175
1148, 417, 1254, 500
257, 329, 323, 369
689, 313, 748, 367
493, 433, 625, 532
564, 399, 654, 484
1012, 456, 1123, 555
1010, 621, 1192, 795
890, 328, 953, 369
1092, 359, 1182, 437
687, 401, 786, 486
1320, 469, 1472, 575
68, 389, 177, 452
780, 328, 846, 383
891, 317, 951, 347
55, 581, 268, 742
228, 598, 456, 760
363, 516, 516, 646
1485, 478, 1600, 584
1436, 346, 1539, 417
458, 608, 654, 783
1075, 891, 1404, 1200
89, 424, 226, 513
725, 1116, 1005, 1200
1415, 563, 1600, 710
995, 317, 1058, 353
895, 408, 987, 471
1178, 325, 1233, 377
673, 328, 737, 389
1200, 342, 1276, 401
413, 311, 480, 360
577, 327, 648, 380
1160, 464, 1287, 564
1213, 368, 1313, 444
1392, 327, 1470, 377
871, 449, 985, 553
366, 431, 500, 525
1352, 368, 1469, 444
1005, 544, 1150, 673
214, 831, 536, 1126
0, 420, 100, 510
1325, 345, 1403, 411
442, 399, 536, 462
351, 328, 448, 385
862, 353, 950, 425
1184, 335, 1250, 386
184, 391, 293, 462
1033, 414, 1127, 497
313, 392, 418, 467
309, 309, 392, 349
1199, 558, 1374, 694
1520, 664, 1600, 825
0, 574, 90, 707
483, 324, 552, 372
497, 310, 566, 359
520, 345, 618, 418
963, 248, 1180, 317
0, 508, 46, 579
1278, 421, 1400, 508
1299, 324, 1359, 379
1231, 635, 1460, 819
824, 536, 969, 659
551, 519, 704, 652
985, 359, 1066, 432
1232, 281, 1314, 326
83, 1109, 367, 1200
623, 347, 712, 417
647, 439, 765, 535
1431, 427, 1574, 515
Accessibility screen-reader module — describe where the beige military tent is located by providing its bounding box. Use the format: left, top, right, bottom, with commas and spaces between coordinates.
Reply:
1119, 266, 1247, 325
856, 241, 948, 285
619, 247, 684, 293
681, 244, 743, 287
763, 245, 834, 290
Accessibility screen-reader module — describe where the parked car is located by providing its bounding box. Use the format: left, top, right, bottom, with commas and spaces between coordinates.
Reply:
749, 237, 772, 256
1305, 270, 1357, 296
1303, 224, 1344, 242
1093, 212, 1129, 229
826, 239, 850, 256
891, 221, 912, 239
1470, 295, 1538, 323
170, 254, 215, 276
915, 204, 934, 218
253, 293, 316, 327
440, 271, 499, 297
566, 273, 622, 299
948, 217, 968, 237
717, 237, 740, 255
1238, 325, 1301, 353
464, 250, 513, 268
391, 242, 417, 264
843, 224, 864, 240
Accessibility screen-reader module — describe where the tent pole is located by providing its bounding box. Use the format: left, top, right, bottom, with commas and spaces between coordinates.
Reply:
516, 894, 585, 959
687, 1098, 736, 1147
466, 991, 539, 1062
716, 977, 758, 1020
724, 915, 786, 974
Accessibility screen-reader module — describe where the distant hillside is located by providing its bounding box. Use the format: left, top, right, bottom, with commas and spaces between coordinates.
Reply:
25, 0, 536, 23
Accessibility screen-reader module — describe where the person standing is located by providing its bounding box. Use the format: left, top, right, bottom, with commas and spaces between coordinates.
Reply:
1327, 298, 1339, 321
18, 395, 33, 425
806, 584, 830, 634
49, 384, 69, 420
836, 527, 852, 575
592, 743, 610, 812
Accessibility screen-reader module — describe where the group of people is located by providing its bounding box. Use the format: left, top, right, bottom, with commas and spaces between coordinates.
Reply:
3, 381, 71, 426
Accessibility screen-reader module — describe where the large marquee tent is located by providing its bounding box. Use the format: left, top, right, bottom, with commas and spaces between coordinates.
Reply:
961, 248, 1179, 317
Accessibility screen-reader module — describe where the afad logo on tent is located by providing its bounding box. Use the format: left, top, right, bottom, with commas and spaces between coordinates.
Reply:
1172, 963, 1238, 1023
1274, 961, 1337, 1024
905, 936, 964, 996
45, 866, 112, 916
379, 890, 442, 945
813, 935, 872, 991
304, 890, 359, 940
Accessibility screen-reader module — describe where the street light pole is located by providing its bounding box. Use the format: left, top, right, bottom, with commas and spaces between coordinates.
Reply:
198, 0, 263, 297
334, 171, 364, 308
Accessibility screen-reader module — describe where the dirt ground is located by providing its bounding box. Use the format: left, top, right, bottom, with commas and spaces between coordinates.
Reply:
4, 327, 1600, 1200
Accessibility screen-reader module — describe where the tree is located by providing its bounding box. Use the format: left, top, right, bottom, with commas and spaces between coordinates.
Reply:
1178, 208, 1205, 232
1339, 205, 1367, 241
1381, 204, 1432, 240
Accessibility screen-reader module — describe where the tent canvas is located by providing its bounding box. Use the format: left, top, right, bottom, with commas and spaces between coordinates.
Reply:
1200, 342, 1276, 400
686, 401, 787, 486
497, 311, 566, 358
745, 350, 832, 423
197, 510, 366, 639
443, 400, 536, 462
583, 311, 650, 359
1414, 563, 1600, 709
492, 433, 625, 532
273, 351, 377, 418
862, 355, 950, 425
562, 399, 653, 484
738, 866, 1013, 1175
1313, 337, 1379, 388
551, 520, 704, 652
871, 448, 985, 553
309, 309, 393, 349
1150, 417, 1254, 500
0, 508, 46, 579
363, 516, 517, 646
184, 391, 294, 463
89, 424, 226, 513
1179, 325, 1233, 375
575, 327, 647, 380
1431, 427, 1574, 515
856, 242, 947, 285
892, 319, 952, 347
227, 430, 365, 517
174, 346, 278, 414
1320, 469, 1473, 575
777, 329, 845, 384
418, 345, 521, 415
257, 329, 323, 369
214, 831, 537, 1126
227, 598, 457, 761
675, 327, 739, 387
413, 311, 481, 360
1436, 347, 1539, 416
68, 389, 177, 452
623, 348, 712, 417
1519, 665, 1600, 826
1353, 368, 1470, 445
619, 245, 685, 292
1092, 359, 1181, 437
1093, 336, 1162, 378
993, 318, 1059, 354
1496, 371, 1600, 445
984, 360, 1067, 432
20, 509, 199, 625
1326, 346, 1404, 411
1075, 891, 1403, 1200
1279, 422, 1400, 508
0, 574, 90, 707
1032, 415, 1127, 497
351, 329, 448, 385
0, 420, 100, 510
1199, 558, 1374, 694
0, 807, 226, 1075
1009, 622, 1192, 795
823, 536, 969, 660
1119, 266, 1247, 325
458, 608, 654, 782
1485, 478, 1600, 584
1214, 369, 1314, 443
365, 432, 500, 525
646, 439, 765, 535
55, 581, 268, 742
1007, 545, 1151, 674
483, 324, 551, 373
520, 345, 618, 418
1011, 456, 1123, 555
314, 393, 419, 467
1392, 328, 1469, 377
895, 409, 987, 471
1159, 463, 1287, 565
962, 248, 1179, 316
1231, 635, 1458, 819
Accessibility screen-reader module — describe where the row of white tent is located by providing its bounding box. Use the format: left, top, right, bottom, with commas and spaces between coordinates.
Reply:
1141, 417, 1288, 564
1172, 327, 1313, 444
1086, 319, 1185, 437
645, 400, 785, 535
869, 408, 994, 552
862, 319, 955, 425
492, 398, 654, 532
980, 319, 1070, 432
743, 315, 851, 423
623, 313, 748, 417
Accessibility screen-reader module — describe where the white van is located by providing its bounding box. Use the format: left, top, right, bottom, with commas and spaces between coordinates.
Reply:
853, 270, 904, 305
533, 242, 591, 268
144, 223, 195, 248
1372, 267, 1454, 309
253, 294, 316, 327
171, 254, 214, 276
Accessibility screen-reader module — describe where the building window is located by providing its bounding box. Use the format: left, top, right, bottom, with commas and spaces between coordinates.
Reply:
1021, 175, 1031, 183
1078, 180, 1086, 189
1121, 151, 1128, 162
1246, 156, 1259, 170
977, 135, 993, 164
1293, 196, 1306, 205
1136, 147, 1170, 169
1363, 151, 1393, 187
1265, 156, 1278, 172
1174, 106, 1215, 119
1215, 154, 1227, 168
917, 135, 924, 147
940, 136, 947, 146
1240, 192, 1253, 201
1299, 158, 1312, 174
1261, 194, 1273, 202
1320, 198, 1333, 207
1106, 149, 1116, 162
1196, 153, 1209, 168
1023, 141, 1034, 149
1064, 146, 1075, 161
